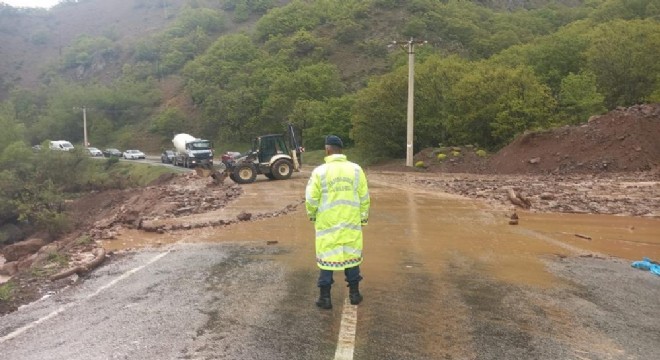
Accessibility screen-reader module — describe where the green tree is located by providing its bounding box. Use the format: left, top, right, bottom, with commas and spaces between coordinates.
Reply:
590, 0, 660, 21
585, 19, 660, 107
150, 107, 186, 138
254, 1, 322, 41
290, 95, 355, 150
492, 22, 591, 95
414, 55, 471, 148
0, 104, 26, 153
556, 72, 606, 125
352, 70, 408, 161
448, 62, 555, 149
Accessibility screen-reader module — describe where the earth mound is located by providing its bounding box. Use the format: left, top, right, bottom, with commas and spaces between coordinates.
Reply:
394, 104, 659, 175
489, 104, 660, 174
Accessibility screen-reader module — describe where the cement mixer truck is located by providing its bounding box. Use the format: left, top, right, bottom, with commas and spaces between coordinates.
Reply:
172, 133, 214, 168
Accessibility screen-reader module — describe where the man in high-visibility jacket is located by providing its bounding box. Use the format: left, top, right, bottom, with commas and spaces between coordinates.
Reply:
305, 135, 370, 309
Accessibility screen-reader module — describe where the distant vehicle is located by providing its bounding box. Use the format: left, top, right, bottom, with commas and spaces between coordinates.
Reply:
103, 148, 122, 157
161, 150, 175, 164
123, 149, 146, 160
49, 140, 74, 151
172, 133, 213, 168
221, 124, 301, 184
86, 147, 103, 157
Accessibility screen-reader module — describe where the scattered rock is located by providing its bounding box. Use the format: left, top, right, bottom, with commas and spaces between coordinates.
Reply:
237, 212, 252, 221
0, 261, 18, 276
2, 238, 47, 262
529, 157, 541, 164
539, 193, 555, 200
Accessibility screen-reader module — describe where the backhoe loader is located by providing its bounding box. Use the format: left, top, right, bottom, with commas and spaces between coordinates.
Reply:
195, 124, 303, 185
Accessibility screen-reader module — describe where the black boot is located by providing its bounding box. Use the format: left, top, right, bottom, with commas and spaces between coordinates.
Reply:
316, 285, 332, 309
348, 283, 363, 305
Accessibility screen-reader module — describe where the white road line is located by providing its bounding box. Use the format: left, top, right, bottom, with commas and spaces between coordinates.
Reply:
334, 298, 359, 360
0, 251, 170, 344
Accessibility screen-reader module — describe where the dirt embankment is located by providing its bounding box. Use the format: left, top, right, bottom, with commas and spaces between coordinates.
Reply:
489, 104, 660, 174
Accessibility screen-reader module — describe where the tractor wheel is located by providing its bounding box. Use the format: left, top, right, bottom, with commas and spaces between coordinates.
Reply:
271, 159, 294, 180
264, 173, 276, 180
233, 163, 257, 184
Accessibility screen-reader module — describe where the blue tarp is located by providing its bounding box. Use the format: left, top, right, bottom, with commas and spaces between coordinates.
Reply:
631, 257, 660, 276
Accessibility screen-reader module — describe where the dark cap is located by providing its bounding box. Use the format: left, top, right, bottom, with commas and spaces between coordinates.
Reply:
325, 135, 343, 148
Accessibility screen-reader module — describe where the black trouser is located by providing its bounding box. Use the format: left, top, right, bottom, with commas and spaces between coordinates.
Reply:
317, 266, 362, 287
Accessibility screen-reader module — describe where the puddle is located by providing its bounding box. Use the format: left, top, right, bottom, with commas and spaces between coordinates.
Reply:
99, 229, 178, 252
516, 212, 660, 261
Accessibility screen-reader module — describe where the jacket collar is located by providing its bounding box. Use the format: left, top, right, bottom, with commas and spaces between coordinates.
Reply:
324, 154, 347, 163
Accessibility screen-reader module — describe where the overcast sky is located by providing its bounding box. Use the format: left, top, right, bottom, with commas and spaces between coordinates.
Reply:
2, 1, 61, 8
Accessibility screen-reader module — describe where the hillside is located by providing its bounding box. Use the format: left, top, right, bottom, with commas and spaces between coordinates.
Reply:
0, 0, 658, 154
0, 0, 193, 95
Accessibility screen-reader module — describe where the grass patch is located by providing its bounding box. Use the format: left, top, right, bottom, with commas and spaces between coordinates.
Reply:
0, 282, 14, 301
110, 162, 179, 186
47, 251, 69, 266
76, 234, 93, 246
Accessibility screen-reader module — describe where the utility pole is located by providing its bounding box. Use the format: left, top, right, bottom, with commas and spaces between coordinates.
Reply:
74, 106, 89, 147
83, 106, 88, 147
391, 38, 427, 167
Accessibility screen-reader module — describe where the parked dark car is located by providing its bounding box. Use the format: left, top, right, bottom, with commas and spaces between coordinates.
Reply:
161, 150, 175, 164
103, 148, 122, 157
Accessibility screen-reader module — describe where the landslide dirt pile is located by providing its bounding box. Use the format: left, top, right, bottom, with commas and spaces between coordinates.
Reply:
489, 104, 660, 174
83, 172, 242, 240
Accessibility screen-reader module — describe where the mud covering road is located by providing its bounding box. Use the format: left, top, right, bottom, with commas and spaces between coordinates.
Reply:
1, 173, 659, 359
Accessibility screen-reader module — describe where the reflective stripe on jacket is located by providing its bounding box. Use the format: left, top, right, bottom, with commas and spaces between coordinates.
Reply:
305, 154, 370, 270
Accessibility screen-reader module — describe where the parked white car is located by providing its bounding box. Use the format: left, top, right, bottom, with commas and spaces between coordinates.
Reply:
86, 147, 103, 157
122, 149, 146, 160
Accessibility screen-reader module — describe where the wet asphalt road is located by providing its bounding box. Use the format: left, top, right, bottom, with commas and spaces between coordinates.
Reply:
0, 243, 337, 360
1, 175, 659, 359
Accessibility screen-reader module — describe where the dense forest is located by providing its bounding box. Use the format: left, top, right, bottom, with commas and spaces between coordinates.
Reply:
0, 0, 659, 240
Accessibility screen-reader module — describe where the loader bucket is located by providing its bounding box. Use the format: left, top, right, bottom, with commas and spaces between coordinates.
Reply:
194, 166, 229, 185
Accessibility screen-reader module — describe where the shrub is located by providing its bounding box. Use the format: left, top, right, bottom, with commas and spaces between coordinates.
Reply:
47, 251, 69, 266
476, 149, 487, 157
0, 282, 14, 301
105, 156, 119, 169
415, 160, 425, 168
452, 151, 461, 157
437, 153, 447, 161
76, 234, 93, 245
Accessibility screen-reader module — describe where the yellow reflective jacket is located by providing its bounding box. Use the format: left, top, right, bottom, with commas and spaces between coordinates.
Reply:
305, 154, 370, 270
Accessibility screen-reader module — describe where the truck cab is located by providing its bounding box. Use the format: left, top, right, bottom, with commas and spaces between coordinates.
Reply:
172, 134, 214, 168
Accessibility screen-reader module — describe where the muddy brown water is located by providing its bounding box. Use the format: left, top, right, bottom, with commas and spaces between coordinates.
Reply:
102, 176, 660, 287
